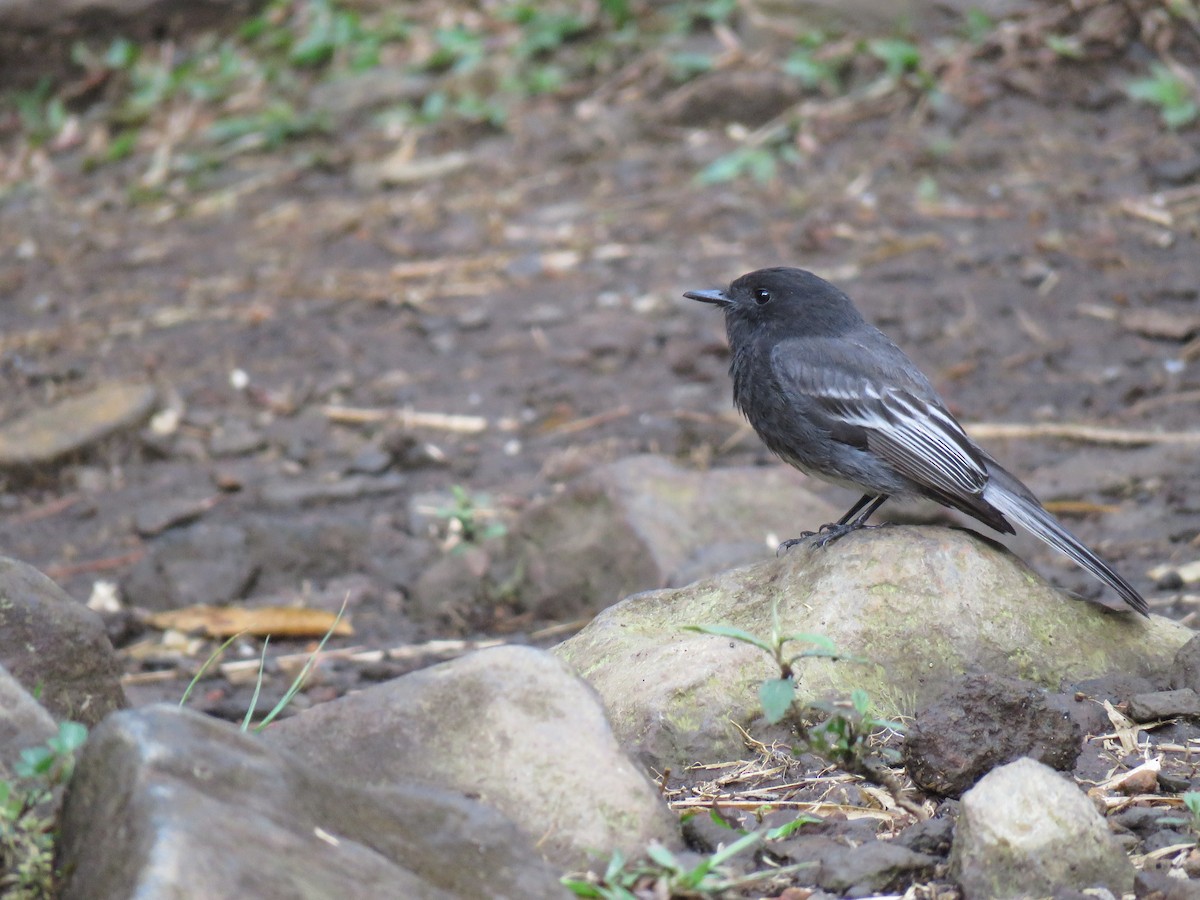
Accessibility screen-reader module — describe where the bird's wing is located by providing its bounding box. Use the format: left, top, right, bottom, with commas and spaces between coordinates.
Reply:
771, 337, 990, 500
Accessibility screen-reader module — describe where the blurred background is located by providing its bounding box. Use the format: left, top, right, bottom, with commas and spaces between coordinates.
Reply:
0, 0, 1198, 714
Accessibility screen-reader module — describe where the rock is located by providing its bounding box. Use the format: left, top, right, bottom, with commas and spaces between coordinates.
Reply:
0, 0, 262, 90
554, 526, 1190, 771
264, 645, 680, 868
255, 473, 407, 508
58, 705, 566, 900
903, 673, 1082, 797
0, 663, 58, 780
121, 517, 370, 610
0, 557, 125, 725
0, 381, 157, 468
1171, 635, 1200, 694
893, 815, 955, 857
207, 417, 267, 457
133, 493, 220, 537
950, 758, 1135, 898
1128, 688, 1200, 722
411, 454, 836, 624
661, 69, 805, 128
1135, 867, 1200, 900
772, 834, 938, 895
121, 523, 256, 610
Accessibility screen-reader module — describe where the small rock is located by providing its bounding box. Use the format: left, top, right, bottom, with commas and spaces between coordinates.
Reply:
1171, 635, 1200, 694
122, 518, 370, 610
772, 835, 937, 895
208, 418, 267, 457
661, 69, 804, 128
0, 381, 157, 467
1148, 155, 1200, 186
256, 473, 406, 508
1135, 867, 1200, 899
893, 815, 955, 857
133, 494, 220, 537
347, 447, 393, 475
950, 758, 1135, 898
0, 558, 126, 726
1128, 688, 1200, 722
903, 673, 1082, 797
264, 645, 681, 868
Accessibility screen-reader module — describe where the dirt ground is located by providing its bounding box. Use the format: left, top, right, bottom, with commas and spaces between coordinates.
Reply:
1, 1, 1199, 715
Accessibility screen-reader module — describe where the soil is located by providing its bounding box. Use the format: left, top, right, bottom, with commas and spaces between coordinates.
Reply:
1, 1, 1200, 892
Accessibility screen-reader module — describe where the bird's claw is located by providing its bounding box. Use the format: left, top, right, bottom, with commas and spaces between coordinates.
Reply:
775, 531, 817, 555
777, 520, 889, 554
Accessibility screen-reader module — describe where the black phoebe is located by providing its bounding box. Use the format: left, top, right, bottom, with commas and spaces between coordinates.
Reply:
685, 266, 1149, 616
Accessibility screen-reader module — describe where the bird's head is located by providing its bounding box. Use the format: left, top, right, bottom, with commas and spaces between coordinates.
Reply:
684, 266, 865, 340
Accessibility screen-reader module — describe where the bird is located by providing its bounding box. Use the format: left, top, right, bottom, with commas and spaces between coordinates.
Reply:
684, 266, 1149, 616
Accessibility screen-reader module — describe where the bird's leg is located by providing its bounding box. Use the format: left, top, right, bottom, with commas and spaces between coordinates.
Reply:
777, 494, 889, 554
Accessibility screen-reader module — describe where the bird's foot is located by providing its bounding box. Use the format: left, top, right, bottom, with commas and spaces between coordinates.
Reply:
778, 520, 889, 554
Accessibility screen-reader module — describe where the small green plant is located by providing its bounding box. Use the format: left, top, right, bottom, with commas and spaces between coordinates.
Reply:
1128, 63, 1198, 129
783, 34, 844, 92
436, 485, 507, 547
867, 36, 923, 80
563, 831, 809, 899
1043, 34, 1083, 59
686, 607, 915, 812
0, 721, 89, 897
1163, 790, 1200, 840
10, 78, 68, 147
961, 9, 995, 44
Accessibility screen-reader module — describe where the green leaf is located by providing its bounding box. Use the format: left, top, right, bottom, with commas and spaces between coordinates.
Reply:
52, 722, 88, 754
766, 813, 823, 839
560, 879, 603, 898
779, 632, 836, 653
706, 828, 764, 866
850, 688, 870, 715
645, 841, 680, 872
867, 37, 922, 77
708, 807, 738, 830
603, 849, 626, 882
759, 677, 796, 724
683, 624, 774, 655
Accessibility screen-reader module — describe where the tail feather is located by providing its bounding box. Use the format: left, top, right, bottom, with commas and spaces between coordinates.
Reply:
982, 467, 1149, 617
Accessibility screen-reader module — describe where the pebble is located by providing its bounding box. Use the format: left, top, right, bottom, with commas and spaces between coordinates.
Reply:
0, 381, 157, 467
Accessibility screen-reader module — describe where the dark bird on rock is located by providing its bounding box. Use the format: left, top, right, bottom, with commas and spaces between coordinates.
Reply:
685, 266, 1148, 617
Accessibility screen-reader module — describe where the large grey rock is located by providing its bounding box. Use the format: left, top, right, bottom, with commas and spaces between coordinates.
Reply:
950, 757, 1135, 898
265, 645, 680, 868
0, 557, 125, 726
554, 525, 1190, 770
58, 705, 567, 900
412, 454, 836, 625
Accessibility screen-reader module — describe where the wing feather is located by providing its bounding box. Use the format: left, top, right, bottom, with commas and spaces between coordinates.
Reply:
772, 341, 990, 500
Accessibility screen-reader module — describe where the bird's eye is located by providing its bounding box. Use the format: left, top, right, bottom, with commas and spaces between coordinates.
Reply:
753, 288, 771, 305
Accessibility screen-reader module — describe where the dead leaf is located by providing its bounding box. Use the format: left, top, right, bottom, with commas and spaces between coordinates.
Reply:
147, 605, 352, 638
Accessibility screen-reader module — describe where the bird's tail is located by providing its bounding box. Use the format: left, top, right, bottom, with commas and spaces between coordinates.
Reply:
982, 466, 1149, 617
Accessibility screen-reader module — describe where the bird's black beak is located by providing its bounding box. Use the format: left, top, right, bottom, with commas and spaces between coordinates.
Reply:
683, 288, 732, 307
